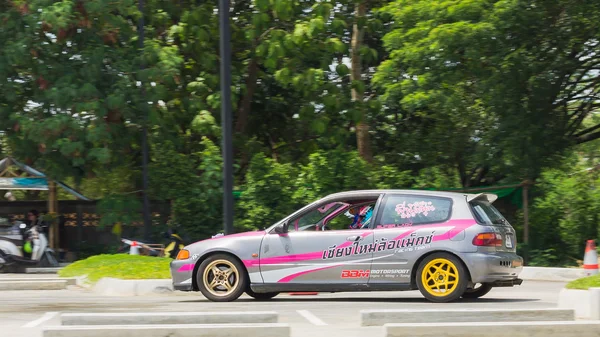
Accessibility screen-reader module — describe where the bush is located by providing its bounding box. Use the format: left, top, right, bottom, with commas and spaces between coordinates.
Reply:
566, 274, 600, 290
58, 254, 171, 284
529, 163, 600, 264
235, 150, 416, 231
150, 137, 224, 240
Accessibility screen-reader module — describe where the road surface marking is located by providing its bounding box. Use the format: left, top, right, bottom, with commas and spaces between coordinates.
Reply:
22, 312, 58, 328
297, 310, 327, 326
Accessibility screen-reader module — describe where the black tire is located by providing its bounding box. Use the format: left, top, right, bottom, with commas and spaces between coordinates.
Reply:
0, 249, 14, 273
416, 252, 469, 303
0, 250, 6, 272
461, 283, 493, 299
246, 288, 279, 301
39, 254, 50, 267
196, 254, 248, 302
38, 251, 58, 267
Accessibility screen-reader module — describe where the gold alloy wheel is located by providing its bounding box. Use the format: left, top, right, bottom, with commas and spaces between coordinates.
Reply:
421, 258, 460, 297
202, 259, 239, 297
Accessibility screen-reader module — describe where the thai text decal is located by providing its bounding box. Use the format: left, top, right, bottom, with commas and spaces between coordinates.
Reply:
322, 234, 433, 260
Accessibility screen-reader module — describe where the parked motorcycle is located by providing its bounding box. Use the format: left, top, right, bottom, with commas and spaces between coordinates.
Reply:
0, 222, 59, 272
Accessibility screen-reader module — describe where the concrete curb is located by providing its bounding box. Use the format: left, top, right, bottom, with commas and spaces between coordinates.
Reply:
557, 287, 600, 319
520, 267, 585, 282
0, 278, 76, 286
43, 323, 291, 337
61, 311, 279, 325
92, 278, 173, 296
0, 280, 68, 290
361, 308, 574, 326
26, 267, 64, 274
384, 321, 600, 337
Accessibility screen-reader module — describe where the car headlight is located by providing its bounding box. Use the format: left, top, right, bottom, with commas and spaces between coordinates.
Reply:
176, 249, 190, 260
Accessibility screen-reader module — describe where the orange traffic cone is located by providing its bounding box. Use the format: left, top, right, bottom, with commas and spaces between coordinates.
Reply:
583, 240, 599, 276
129, 241, 140, 255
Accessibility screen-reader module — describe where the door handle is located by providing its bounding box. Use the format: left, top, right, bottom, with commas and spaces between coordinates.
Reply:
346, 235, 361, 242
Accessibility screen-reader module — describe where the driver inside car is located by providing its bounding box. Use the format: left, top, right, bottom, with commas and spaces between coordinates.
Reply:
346, 205, 373, 229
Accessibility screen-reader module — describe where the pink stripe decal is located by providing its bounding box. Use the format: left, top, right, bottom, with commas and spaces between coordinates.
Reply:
336, 231, 373, 249
278, 265, 341, 283
244, 231, 373, 267
241, 220, 477, 268
390, 219, 476, 240
244, 252, 323, 267
206, 230, 265, 241
188, 230, 266, 252
177, 263, 195, 272
432, 223, 476, 242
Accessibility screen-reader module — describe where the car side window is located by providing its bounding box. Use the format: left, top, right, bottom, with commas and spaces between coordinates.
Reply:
375, 194, 452, 228
289, 199, 378, 232
288, 202, 347, 232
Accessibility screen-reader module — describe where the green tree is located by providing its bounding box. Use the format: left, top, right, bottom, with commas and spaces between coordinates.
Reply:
529, 153, 600, 266
268, 0, 391, 162
375, 0, 600, 185
236, 153, 298, 231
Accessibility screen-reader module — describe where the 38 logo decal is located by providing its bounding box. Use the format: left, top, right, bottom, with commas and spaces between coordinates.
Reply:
341, 270, 370, 278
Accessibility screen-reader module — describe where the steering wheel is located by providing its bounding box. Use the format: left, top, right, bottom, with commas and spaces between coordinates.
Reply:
316, 224, 329, 231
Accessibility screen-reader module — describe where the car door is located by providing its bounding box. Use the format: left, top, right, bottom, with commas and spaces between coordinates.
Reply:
367, 193, 454, 284
259, 200, 377, 284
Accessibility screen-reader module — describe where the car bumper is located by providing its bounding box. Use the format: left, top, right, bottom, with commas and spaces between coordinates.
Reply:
170, 259, 195, 292
463, 252, 524, 284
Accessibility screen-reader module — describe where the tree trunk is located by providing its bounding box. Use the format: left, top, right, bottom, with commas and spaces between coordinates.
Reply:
235, 58, 259, 134
351, 1, 372, 162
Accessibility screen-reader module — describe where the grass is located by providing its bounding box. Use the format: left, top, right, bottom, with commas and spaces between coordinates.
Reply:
58, 254, 172, 284
566, 273, 600, 290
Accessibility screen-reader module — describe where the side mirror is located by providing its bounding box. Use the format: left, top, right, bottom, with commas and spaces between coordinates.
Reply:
274, 222, 289, 234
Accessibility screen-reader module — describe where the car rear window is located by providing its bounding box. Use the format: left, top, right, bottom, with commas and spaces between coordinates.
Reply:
376, 194, 452, 228
470, 200, 508, 226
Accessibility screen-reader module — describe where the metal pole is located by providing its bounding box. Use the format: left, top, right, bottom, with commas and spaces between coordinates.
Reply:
522, 182, 529, 265
138, 0, 152, 241
219, 0, 234, 235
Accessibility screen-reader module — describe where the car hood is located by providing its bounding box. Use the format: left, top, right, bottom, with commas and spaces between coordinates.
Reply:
185, 230, 267, 252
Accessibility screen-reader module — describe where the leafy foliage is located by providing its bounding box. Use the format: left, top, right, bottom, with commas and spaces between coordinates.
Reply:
375, 0, 600, 184
58, 254, 171, 284
528, 156, 600, 265
1, 0, 600, 267
566, 273, 600, 290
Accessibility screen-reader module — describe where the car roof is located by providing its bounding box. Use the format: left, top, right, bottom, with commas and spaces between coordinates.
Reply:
325, 189, 487, 200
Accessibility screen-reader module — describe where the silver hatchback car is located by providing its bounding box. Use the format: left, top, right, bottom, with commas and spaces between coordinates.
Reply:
170, 190, 523, 302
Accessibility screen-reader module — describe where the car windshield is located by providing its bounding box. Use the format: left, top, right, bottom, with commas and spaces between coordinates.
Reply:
293, 202, 348, 230
470, 200, 508, 226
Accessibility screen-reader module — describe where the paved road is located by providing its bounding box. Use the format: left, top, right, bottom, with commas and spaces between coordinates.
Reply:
0, 280, 566, 337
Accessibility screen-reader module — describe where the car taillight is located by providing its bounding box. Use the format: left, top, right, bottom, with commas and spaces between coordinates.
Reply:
176, 249, 190, 260
472, 233, 503, 246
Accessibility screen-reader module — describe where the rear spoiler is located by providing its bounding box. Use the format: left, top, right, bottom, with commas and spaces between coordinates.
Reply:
466, 193, 498, 204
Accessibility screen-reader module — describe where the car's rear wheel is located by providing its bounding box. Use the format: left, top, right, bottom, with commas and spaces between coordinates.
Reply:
416, 252, 468, 303
197, 254, 248, 302
461, 283, 493, 299
246, 288, 279, 301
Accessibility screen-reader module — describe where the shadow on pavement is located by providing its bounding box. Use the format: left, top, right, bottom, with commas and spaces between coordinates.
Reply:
179, 297, 541, 304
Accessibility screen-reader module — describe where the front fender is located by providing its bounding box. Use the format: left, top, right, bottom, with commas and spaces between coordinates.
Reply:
0, 240, 21, 256
190, 249, 251, 290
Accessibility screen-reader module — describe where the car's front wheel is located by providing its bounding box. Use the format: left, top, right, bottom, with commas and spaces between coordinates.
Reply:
461, 283, 493, 299
197, 254, 248, 302
416, 252, 468, 303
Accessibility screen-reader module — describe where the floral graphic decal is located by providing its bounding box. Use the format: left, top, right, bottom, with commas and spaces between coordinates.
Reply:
395, 201, 436, 219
